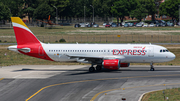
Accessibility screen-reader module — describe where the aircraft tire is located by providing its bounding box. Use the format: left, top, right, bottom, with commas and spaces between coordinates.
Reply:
150, 68, 155, 71
96, 65, 102, 71
89, 67, 95, 72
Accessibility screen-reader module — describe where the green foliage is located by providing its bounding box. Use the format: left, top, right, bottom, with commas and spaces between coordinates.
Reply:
59, 38, 66, 42
93, 0, 112, 19
159, 0, 180, 20
0, 0, 179, 23
0, 2, 11, 20
131, 1, 148, 21
111, 0, 130, 22
1, 0, 24, 17
33, 3, 54, 20
145, 0, 157, 20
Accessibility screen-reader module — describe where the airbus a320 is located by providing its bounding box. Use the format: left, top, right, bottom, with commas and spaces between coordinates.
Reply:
8, 17, 176, 72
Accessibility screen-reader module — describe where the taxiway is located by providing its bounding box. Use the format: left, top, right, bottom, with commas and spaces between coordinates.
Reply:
0, 65, 180, 101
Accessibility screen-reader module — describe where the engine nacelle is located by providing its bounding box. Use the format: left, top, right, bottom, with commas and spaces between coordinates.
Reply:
103, 59, 120, 70
120, 63, 130, 67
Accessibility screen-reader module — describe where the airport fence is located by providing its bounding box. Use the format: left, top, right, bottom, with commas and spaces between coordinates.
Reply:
0, 34, 180, 43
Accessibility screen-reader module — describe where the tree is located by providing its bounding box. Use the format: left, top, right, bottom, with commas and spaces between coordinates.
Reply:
159, 0, 180, 21
93, 0, 112, 21
33, 3, 54, 20
1, 0, 24, 17
111, 0, 130, 23
0, 2, 11, 21
131, 3, 148, 21
48, 0, 70, 19
145, 0, 157, 20
23, 0, 44, 23
129, 0, 138, 20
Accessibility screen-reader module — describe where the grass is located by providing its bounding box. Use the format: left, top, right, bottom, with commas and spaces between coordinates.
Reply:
1, 26, 180, 43
1, 26, 180, 36
82, 26, 180, 31
142, 88, 180, 101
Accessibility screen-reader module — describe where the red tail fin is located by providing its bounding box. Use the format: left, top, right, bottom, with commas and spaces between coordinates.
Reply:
11, 17, 41, 45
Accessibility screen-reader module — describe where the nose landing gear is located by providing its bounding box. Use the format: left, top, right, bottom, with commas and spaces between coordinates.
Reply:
150, 62, 155, 71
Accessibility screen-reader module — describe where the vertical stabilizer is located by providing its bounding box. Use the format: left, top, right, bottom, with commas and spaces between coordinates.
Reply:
11, 17, 41, 45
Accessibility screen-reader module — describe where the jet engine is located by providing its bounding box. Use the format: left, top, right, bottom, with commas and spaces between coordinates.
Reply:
103, 59, 120, 70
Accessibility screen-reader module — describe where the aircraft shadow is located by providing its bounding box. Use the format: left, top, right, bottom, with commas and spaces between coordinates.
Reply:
12, 68, 87, 72
67, 68, 122, 76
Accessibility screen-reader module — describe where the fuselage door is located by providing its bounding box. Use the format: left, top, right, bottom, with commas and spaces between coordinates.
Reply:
148, 46, 154, 57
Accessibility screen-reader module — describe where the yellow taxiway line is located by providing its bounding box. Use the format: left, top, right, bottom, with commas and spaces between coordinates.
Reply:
0, 78, 4, 81
26, 74, 180, 101
25, 78, 119, 101
90, 83, 180, 101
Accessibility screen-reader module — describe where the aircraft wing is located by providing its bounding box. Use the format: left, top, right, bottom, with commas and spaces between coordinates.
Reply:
66, 54, 125, 60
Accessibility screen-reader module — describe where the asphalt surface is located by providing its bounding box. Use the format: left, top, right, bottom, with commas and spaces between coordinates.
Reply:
0, 65, 180, 101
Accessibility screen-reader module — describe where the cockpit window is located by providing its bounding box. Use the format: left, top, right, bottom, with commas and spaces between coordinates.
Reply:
160, 49, 169, 53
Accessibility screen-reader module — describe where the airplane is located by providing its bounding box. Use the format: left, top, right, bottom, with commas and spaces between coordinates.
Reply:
8, 17, 176, 72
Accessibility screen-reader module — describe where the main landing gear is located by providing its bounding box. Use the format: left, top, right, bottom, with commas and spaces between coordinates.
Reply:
150, 62, 155, 71
89, 64, 102, 72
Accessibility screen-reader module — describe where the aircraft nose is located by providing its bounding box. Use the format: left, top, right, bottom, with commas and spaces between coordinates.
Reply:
168, 52, 176, 60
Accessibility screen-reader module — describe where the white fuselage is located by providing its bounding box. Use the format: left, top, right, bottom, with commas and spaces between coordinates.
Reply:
40, 43, 175, 63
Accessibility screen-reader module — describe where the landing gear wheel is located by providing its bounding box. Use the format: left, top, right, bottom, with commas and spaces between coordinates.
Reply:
150, 67, 155, 71
150, 62, 155, 71
96, 65, 102, 71
89, 67, 95, 72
